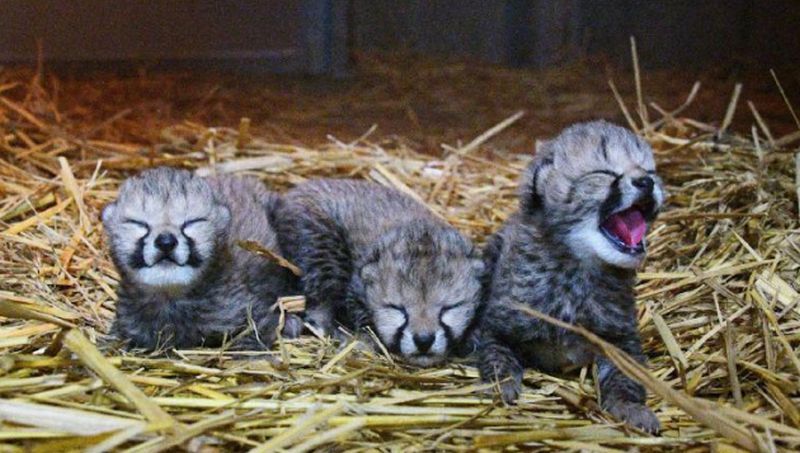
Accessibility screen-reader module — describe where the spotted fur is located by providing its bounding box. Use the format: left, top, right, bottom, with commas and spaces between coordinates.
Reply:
273, 179, 484, 366
102, 167, 299, 351
478, 121, 664, 433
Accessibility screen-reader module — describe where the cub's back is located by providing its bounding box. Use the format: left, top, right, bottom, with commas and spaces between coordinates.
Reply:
208, 176, 278, 244
206, 175, 285, 277
282, 179, 433, 251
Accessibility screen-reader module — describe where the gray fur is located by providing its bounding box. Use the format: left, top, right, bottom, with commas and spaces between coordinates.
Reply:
273, 179, 484, 367
102, 167, 299, 351
478, 121, 664, 433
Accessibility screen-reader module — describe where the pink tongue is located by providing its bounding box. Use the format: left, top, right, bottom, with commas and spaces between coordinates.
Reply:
604, 208, 647, 247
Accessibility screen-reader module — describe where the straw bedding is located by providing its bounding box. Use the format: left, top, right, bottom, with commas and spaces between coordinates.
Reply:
1, 61, 799, 452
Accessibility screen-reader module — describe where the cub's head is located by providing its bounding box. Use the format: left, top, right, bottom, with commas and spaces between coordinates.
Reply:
101, 167, 231, 291
521, 121, 665, 269
357, 221, 484, 367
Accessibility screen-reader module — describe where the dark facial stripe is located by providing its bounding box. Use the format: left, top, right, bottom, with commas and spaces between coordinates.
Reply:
599, 135, 609, 161
184, 235, 203, 268
438, 310, 457, 348
128, 235, 147, 269
440, 320, 455, 348
123, 218, 150, 269
387, 305, 408, 353
598, 177, 623, 220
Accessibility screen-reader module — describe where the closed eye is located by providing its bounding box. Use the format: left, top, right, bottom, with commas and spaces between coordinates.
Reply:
441, 301, 466, 313
579, 170, 620, 180
124, 218, 149, 227
181, 217, 207, 229
124, 218, 150, 233
439, 301, 470, 327
565, 170, 621, 204
385, 304, 408, 316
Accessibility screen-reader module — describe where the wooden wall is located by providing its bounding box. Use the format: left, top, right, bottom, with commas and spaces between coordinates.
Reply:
0, 0, 347, 74
352, 0, 800, 69
0, 1, 796, 72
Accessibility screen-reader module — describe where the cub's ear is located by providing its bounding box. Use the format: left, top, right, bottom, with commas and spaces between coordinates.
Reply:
520, 152, 553, 214
470, 257, 486, 275
216, 204, 232, 227
465, 246, 485, 272
101, 202, 116, 225
359, 261, 379, 286
358, 239, 383, 283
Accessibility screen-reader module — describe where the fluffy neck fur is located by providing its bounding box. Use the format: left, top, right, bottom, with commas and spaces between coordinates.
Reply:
522, 209, 634, 281
512, 211, 637, 318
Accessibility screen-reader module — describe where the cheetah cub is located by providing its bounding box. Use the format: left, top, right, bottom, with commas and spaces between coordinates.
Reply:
274, 179, 484, 367
479, 121, 665, 433
102, 167, 299, 351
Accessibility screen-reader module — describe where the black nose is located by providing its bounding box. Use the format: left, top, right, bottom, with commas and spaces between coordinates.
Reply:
155, 233, 178, 252
413, 333, 435, 353
632, 176, 654, 194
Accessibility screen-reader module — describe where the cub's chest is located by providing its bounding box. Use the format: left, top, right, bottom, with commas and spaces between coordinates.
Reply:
134, 296, 232, 327
514, 276, 602, 373
520, 334, 595, 373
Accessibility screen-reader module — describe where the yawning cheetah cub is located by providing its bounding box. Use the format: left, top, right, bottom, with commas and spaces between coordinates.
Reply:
479, 121, 665, 433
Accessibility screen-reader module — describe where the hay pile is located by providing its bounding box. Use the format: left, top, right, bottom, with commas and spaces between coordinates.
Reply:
1, 62, 799, 452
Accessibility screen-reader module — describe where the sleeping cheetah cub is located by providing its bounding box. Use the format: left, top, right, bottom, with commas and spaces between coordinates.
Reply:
102, 167, 299, 351
273, 179, 484, 367
479, 121, 665, 433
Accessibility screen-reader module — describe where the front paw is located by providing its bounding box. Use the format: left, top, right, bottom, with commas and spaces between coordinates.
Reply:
481, 376, 522, 404
497, 378, 522, 404
604, 400, 660, 434
280, 314, 304, 339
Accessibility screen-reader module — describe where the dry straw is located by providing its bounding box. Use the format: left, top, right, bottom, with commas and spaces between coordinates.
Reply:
1, 53, 799, 450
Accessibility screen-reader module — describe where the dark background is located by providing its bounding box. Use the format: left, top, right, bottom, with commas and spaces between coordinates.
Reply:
352, 0, 799, 69
1, 0, 798, 150
1, 0, 798, 73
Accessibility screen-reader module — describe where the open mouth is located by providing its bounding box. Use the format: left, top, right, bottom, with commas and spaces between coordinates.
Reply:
600, 205, 648, 255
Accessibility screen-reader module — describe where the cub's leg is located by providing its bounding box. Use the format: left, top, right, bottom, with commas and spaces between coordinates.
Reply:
478, 336, 524, 404
275, 204, 352, 337
597, 333, 660, 433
